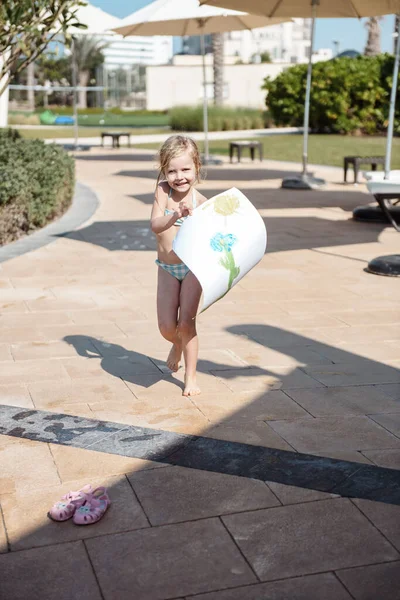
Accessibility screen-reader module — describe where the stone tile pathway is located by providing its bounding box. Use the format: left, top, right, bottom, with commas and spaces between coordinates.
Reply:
0, 149, 399, 599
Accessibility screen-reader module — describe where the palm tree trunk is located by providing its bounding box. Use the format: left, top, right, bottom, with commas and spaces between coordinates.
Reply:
27, 61, 35, 110
78, 70, 89, 109
395, 15, 400, 54
212, 33, 224, 106
364, 17, 382, 56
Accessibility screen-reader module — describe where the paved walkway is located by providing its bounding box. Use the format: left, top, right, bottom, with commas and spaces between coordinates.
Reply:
0, 148, 400, 600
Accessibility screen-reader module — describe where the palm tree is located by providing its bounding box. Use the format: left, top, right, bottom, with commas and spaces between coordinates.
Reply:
212, 32, 224, 106
395, 15, 400, 53
71, 35, 108, 109
364, 17, 382, 56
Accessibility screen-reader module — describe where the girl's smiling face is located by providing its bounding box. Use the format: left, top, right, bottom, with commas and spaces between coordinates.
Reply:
165, 151, 196, 193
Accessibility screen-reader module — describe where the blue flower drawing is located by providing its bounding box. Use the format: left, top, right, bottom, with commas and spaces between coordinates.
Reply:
210, 233, 237, 253
210, 232, 240, 298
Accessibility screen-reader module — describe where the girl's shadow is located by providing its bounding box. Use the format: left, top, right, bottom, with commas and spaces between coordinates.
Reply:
63, 335, 267, 393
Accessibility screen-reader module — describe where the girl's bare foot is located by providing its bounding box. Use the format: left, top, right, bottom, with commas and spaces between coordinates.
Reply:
167, 343, 182, 372
183, 376, 201, 396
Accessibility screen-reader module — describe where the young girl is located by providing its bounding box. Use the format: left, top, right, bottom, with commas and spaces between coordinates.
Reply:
151, 135, 207, 397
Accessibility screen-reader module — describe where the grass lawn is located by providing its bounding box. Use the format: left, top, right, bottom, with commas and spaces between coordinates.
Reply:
19, 127, 168, 140
141, 133, 400, 169
75, 113, 169, 127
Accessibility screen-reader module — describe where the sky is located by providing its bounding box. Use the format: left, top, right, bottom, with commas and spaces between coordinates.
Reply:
92, 0, 397, 54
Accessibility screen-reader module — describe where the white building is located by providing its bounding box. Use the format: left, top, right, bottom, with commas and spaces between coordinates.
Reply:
75, 2, 173, 67
182, 19, 332, 65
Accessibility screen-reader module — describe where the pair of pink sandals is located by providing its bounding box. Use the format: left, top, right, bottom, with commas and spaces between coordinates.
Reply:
48, 485, 110, 526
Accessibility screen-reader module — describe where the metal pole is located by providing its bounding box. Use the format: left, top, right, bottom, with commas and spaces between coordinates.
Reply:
200, 32, 209, 164
71, 38, 79, 150
384, 21, 400, 179
302, 1, 318, 177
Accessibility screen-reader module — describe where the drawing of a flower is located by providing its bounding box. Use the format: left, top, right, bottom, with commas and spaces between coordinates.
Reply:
202, 191, 241, 217
210, 233, 237, 253
210, 232, 240, 297
213, 193, 240, 217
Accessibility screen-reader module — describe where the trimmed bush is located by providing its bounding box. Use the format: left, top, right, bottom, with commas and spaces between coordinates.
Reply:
263, 54, 400, 135
169, 106, 265, 132
0, 129, 75, 245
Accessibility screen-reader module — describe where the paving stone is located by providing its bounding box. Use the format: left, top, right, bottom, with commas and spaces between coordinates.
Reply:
0, 541, 103, 600
230, 343, 334, 367
206, 421, 293, 450
0, 384, 34, 408
303, 363, 400, 387
222, 498, 399, 581
128, 465, 279, 525
89, 398, 210, 435
353, 498, 400, 552
29, 376, 136, 409
186, 572, 352, 599
378, 383, 400, 401
0, 311, 73, 328
267, 481, 339, 505
369, 413, 400, 438
0, 359, 69, 384
212, 367, 323, 394
0, 300, 29, 313
284, 385, 400, 416
50, 443, 166, 483
0, 344, 12, 361
0, 506, 7, 553
0, 404, 127, 449
191, 390, 309, 423
336, 561, 400, 600
1, 475, 149, 550
362, 449, 400, 469
268, 415, 400, 453
0, 437, 60, 494
86, 518, 256, 600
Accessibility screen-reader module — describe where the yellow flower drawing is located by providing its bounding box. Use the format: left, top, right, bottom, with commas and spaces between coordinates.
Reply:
202, 191, 241, 216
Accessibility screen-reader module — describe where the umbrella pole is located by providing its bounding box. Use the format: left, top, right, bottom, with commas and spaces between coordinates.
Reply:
281, 0, 325, 190
301, 5, 317, 177
200, 32, 210, 164
71, 38, 79, 151
384, 19, 400, 179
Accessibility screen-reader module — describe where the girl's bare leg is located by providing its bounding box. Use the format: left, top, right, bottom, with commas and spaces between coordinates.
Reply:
157, 267, 182, 371
178, 272, 202, 396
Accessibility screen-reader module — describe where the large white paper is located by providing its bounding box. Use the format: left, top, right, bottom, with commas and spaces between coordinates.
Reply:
173, 187, 267, 312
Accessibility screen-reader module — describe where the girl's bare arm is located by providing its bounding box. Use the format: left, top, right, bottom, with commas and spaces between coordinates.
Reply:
151, 185, 179, 234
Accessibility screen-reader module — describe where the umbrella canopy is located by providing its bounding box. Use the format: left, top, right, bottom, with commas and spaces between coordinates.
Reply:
113, 0, 287, 37
199, 0, 400, 18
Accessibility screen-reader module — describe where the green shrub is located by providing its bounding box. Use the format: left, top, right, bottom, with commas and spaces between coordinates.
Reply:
0, 129, 75, 245
169, 105, 265, 132
263, 54, 400, 135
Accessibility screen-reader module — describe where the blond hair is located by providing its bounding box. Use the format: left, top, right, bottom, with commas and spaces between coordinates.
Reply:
156, 135, 201, 188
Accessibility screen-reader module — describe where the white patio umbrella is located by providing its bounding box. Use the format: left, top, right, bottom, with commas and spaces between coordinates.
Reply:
112, 0, 289, 164
201, 0, 400, 187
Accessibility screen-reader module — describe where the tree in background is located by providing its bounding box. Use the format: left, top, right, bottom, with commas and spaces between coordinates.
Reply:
212, 32, 224, 106
0, 0, 86, 97
364, 17, 382, 56
70, 35, 107, 108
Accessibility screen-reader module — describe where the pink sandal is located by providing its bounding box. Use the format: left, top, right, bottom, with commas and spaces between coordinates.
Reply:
48, 484, 93, 522
73, 487, 110, 526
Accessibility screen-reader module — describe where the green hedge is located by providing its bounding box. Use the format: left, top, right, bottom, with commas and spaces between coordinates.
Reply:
263, 54, 400, 135
0, 129, 75, 245
169, 106, 266, 132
